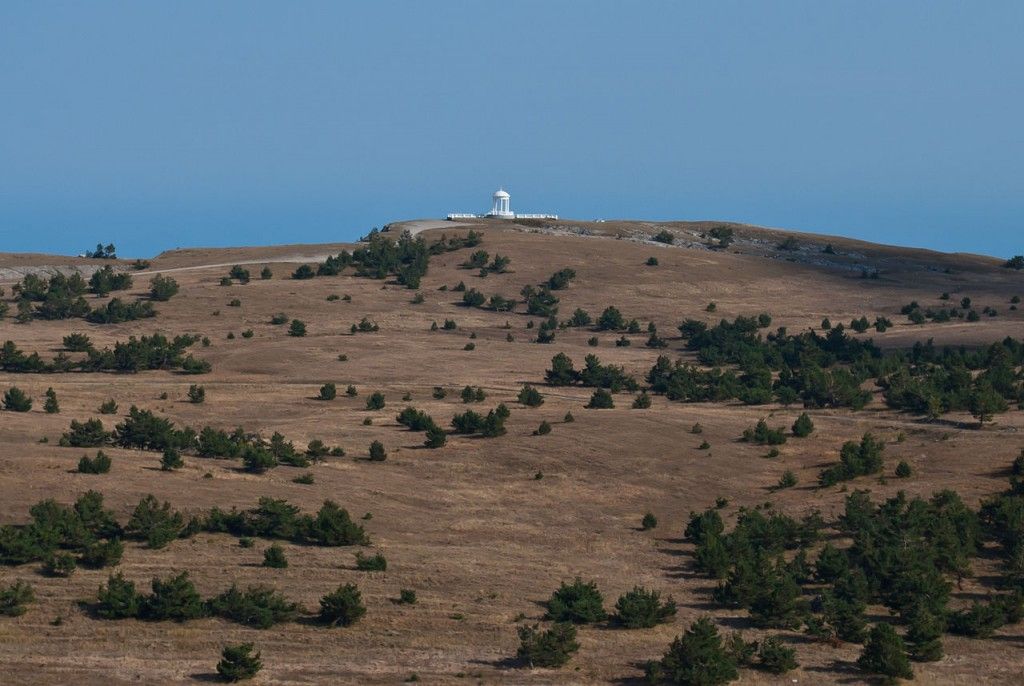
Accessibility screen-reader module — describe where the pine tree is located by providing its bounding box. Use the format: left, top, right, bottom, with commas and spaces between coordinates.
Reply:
424, 424, 447, 448
0, 580, 35, 617
546, 578, 607, 623
647, 617, 738, 685
857, 623, 913, 682
43, 387, 60, 414
262, 544, 288, 568
317, 583, 366, 627
756, 635, 798, 674
368, 440, 387, 461
216, 643, 263, 682
613, 586, 677, 628
141, 571, 206, 621
95, 573, 141, 618
791, 412, 813, 437
160, 447, 184, 471
586, 388, 615, 409
905, 608, 944, 662
516, 623, 579, 668
2, 386, 32, 412
517, 384, 545, 407
969, 383, 1007, 427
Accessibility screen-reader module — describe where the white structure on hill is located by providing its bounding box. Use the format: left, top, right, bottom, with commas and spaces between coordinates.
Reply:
490, 188, 513, 217
448, 188, 557, 221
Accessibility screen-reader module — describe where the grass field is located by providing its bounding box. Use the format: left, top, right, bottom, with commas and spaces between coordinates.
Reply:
1, 219, 1022, 684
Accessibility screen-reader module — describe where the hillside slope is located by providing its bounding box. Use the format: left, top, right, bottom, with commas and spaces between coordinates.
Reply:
0, 220, 1022, 684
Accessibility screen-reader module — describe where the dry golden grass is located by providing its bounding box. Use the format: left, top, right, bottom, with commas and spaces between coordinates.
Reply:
0, 220, 1022, 684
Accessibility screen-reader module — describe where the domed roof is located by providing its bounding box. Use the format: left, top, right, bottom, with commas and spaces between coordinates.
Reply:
493, 188, 510, 198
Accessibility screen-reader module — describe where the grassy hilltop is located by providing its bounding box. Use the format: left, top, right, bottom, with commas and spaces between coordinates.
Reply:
0, 218, 1023, 684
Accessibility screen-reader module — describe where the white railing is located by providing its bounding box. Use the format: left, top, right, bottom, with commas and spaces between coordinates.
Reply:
446, 212, 559, 220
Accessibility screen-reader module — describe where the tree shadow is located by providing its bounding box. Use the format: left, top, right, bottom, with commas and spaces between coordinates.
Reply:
663, 566, 699, 581
467, 656, 519, 670
656, 536, 687, 545
610, 666, 650, 686
188, 672, 223, 683
802, 658, 867, 683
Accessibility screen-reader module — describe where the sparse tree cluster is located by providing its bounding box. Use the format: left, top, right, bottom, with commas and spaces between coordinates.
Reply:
1, 334, 210, 374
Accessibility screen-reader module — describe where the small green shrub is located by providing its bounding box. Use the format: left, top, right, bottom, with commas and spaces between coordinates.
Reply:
2, 386, 32, 412
756, 636, 798, 674
216, 642, 263, 682
355, 551, 387, 571
546, 578, 606, 623
78, 450, 112, 474
613, 586, 676, 628
160, 448, 184, 471
141, 571, 206, 621
517, 622, 579, 668
262, 544, 288, 568
187, 385, 205, 404
80, 539, 124, 569
518, 385, 544, 407
43, 388, 60, 414
791, 412, 814, 437
317, 583, 366, 627
208, 585, 299, 629
149, 275, 179, 301
368, 440, 387, 461
777, 470, 797, 489
586, 389, 614, 409
742, 419, 787, 445
43, 552, 77, 577
94, 573, 141, 619
644, 617, 738, 685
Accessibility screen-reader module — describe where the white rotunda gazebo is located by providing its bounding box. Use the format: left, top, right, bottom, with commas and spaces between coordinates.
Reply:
489, 188, 513, 218
446, 188, 557, 221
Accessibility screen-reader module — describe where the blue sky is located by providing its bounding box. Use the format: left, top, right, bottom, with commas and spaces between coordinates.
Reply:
1, 2, 1021, 258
